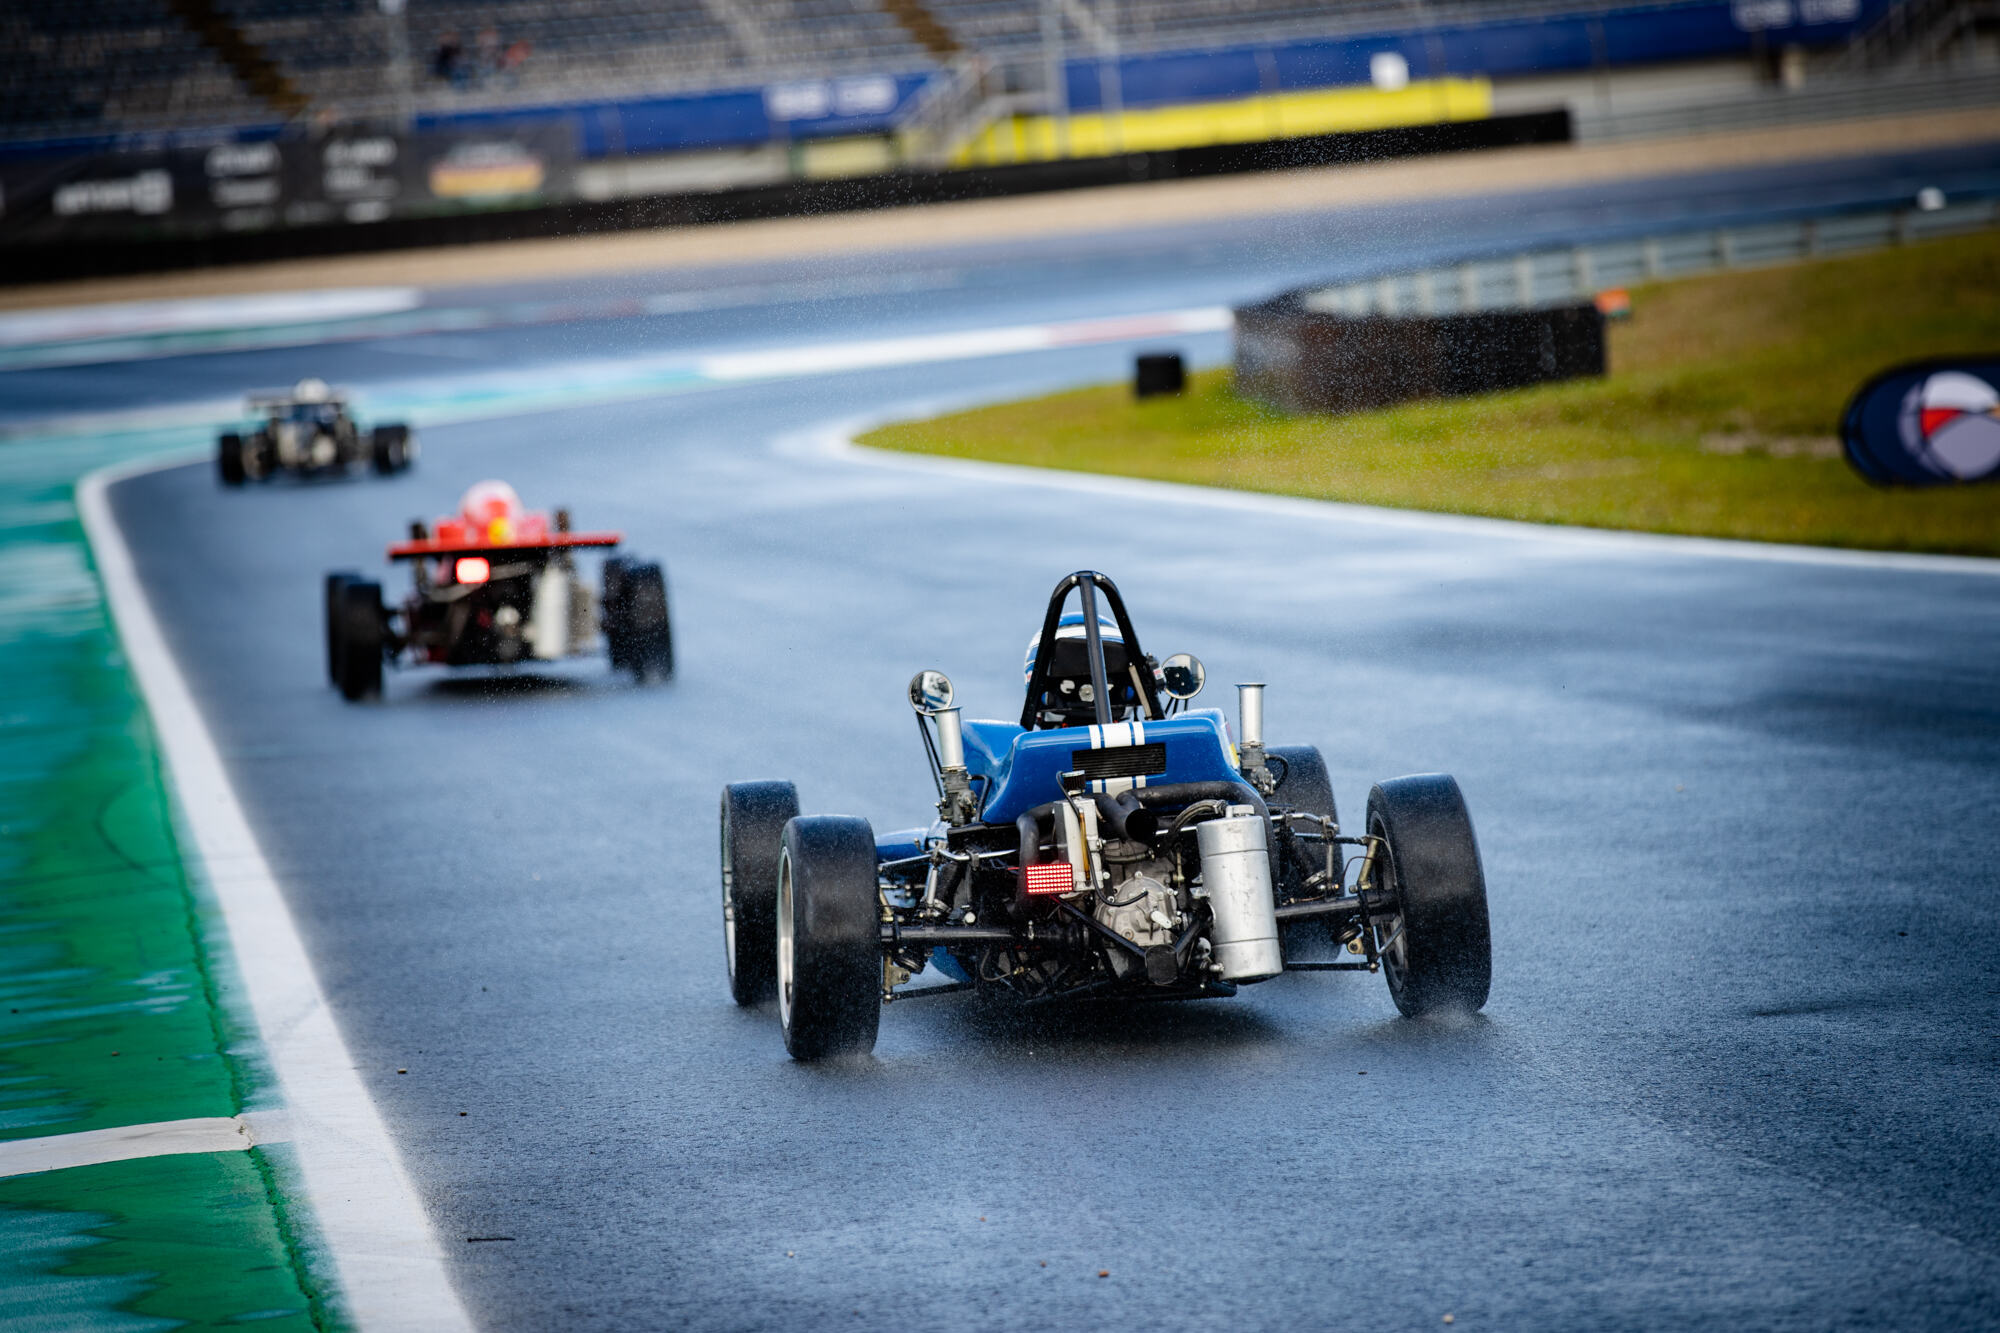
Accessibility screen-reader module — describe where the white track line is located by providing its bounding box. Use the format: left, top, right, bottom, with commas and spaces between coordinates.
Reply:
77, 458, 475, 1333
0, 1113, 292, 1178
795, 414, 2000, 578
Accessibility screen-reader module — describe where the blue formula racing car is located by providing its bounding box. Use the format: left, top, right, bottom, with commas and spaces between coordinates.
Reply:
721, 571, 1491, 1060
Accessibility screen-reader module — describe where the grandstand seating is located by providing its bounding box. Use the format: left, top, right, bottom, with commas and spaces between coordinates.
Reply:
222, 0, 936, 113
0, 0, 1901, 145
2, 0, 269, 139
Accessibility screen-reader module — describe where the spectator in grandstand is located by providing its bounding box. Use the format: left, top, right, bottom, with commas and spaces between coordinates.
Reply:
498, 40, 531, 87
476, 28, 503, 84
431, 31, 462, 85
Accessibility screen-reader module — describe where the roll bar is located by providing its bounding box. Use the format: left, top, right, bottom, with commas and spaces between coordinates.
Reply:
1019, 571, 1166, 730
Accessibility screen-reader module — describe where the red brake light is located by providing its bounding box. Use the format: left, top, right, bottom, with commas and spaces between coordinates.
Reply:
1023, 862, 1077, 896
455, 556, 491, 584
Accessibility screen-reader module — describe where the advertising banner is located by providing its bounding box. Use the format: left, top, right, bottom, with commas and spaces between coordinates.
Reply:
1841, 358, 2000, 486
0, 123, 575, 244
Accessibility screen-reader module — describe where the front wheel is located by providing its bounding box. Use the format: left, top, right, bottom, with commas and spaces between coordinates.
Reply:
1366, 774, 1490, 1017
778, 815, 881, 1061
720, 781, 799, 1006
1269, 745, 1339, 955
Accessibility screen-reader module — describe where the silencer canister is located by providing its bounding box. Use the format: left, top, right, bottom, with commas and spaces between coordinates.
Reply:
1196, 809, 1282, 983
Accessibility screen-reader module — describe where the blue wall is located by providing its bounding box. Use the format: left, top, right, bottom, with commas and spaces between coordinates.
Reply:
0, 0, 1897, 164
1062, 0, 1895, 112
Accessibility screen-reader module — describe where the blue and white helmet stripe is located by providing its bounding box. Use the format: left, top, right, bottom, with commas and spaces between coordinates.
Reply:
1023, 612, 1124, 684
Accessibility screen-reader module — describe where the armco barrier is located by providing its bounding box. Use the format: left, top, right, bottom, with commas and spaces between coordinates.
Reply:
1296, 196, 2000, 318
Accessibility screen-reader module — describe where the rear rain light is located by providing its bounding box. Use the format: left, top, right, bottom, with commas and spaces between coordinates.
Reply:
1022, 862, 1077, 896
455, 556, 491, 584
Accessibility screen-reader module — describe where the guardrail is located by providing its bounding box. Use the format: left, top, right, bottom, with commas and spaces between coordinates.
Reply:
1577, 68, 2000, 140
1296, 196, 2000, 317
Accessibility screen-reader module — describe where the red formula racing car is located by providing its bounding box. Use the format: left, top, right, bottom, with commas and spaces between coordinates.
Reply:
324, 480, 672, 701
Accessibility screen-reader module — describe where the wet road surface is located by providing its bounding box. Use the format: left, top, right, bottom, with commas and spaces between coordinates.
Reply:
21, 142, 2000, 1328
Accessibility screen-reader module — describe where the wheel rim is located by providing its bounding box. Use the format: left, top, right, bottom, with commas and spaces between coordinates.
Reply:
1368, 816, 1409, 984
776, 849, 796, 1030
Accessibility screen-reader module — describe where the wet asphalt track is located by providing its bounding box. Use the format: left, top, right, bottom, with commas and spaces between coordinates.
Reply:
29, 143, 2000, 1329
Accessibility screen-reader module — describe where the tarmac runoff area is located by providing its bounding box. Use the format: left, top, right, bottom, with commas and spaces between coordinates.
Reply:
3, 104, 1996, 313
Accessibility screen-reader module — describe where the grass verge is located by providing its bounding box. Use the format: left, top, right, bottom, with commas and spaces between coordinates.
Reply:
861, 229, 2000, 557
0, 430, 324, 1330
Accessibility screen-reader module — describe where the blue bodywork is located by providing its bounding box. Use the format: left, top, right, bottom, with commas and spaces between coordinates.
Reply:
967, 709, 1239, 824
874, 708, 1245, 988
874, 706, 1239, 861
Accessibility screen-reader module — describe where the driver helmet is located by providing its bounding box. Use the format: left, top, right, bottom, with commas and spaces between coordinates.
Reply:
459, 479, 522, 544
292, 377, 332, 403
1023, 613, 1139, 725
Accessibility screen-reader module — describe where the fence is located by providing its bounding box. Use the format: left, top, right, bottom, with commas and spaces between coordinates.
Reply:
1296, 195, 2000, 318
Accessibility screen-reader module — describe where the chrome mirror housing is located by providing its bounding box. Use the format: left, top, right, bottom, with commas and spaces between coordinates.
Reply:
908, 669, 954, 715
1160, 653, 1206, 700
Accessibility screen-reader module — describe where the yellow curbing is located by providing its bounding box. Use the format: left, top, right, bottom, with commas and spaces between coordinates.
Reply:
950, 79, 1494, 166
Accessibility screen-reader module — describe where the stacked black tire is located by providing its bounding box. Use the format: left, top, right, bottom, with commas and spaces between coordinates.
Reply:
601, 557, 674, 681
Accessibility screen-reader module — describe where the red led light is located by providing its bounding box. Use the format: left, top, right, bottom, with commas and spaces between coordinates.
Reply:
1023, 862, 1077, 896
454, 556, 491, 584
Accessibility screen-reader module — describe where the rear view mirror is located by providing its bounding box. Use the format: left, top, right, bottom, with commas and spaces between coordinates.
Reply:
908, 670, 954, 715
1160, 653, 1205, 700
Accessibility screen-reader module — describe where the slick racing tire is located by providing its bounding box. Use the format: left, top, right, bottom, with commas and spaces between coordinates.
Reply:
1268, 745, 1339, 953
370, 424, 414, 475
720, 781, 800, 1006
218, 433, 246, 486
1366, 774, 1490, 1018
777, 815, 881, 1061
334, 580, 385, 702
324, 571, 359, 685
600, 557, 630, 671
1268, 745, 1338, 828
619, 561, 674, 681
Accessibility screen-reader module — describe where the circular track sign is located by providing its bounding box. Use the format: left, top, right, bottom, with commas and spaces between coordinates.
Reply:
1842, 358, 2000, 486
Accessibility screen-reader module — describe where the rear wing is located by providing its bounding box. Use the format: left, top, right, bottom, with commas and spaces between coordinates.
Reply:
386, 532, 621, 561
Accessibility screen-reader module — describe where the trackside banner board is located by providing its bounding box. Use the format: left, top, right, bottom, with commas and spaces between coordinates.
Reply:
0, 126, 574, 243
1842, 358, 2000, 486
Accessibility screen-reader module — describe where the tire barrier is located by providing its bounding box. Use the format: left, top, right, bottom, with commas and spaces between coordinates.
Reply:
1233, 297, 1605, 415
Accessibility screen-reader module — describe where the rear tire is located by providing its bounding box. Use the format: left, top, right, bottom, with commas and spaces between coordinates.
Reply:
619, 561, 673, 681
324, 571, 358, 685
1366, 774, 1490, 1017
1268, 745, 1337, 826
335, 581, 385, 702
777, 816, 881, 1060
218, 434, 246, 486
371, 424, 412, 475
600, 557, 630, 671
721, 781, 799, 1006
